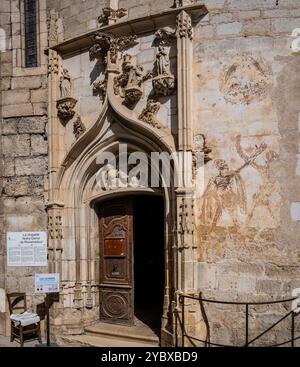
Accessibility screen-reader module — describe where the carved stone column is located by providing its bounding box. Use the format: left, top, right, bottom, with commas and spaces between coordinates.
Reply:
47, 49, 60, 202
46, 202, 64, 275
175, 10, 206, 346
176, 10, 193, 152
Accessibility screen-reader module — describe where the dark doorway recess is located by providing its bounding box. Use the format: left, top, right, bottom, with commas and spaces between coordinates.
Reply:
133, 195, 165, 336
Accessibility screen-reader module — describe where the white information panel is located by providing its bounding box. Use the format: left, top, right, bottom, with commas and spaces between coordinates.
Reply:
35, 273, 60, 294
7, 232, 47, 267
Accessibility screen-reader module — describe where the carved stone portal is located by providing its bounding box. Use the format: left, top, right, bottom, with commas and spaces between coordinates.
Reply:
138, 99, 161, 128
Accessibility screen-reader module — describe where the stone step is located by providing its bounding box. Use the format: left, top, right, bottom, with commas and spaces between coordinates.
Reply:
57, 334, 158, 348
85, 321, 159, 346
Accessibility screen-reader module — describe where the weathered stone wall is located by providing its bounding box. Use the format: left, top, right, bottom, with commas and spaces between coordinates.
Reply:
193, 0, 300, 346
1, 0, 300, 345
46, 0, 175, 41
0, 0, 48, 336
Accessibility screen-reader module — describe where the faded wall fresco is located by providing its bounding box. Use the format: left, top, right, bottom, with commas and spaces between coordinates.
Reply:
192, 1, 300, 346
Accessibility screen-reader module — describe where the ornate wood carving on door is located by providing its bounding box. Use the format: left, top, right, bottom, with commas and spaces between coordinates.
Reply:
99, 199, 134, 325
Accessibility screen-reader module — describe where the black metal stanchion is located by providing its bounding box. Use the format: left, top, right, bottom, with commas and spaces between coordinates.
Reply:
46, 293, 50, 347
36, 293, 59, 347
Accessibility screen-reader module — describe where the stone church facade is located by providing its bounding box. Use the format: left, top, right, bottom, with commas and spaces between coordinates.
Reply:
1, 0, 300, 347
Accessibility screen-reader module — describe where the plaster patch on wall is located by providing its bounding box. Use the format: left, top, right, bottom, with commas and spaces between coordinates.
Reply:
291, 202, 300, 222
220, 54, 271, 105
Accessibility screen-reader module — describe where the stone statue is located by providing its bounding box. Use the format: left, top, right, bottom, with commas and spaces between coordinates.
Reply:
156, 46, 171, 76
127, 64, 145, 89
114, 54, 152, 107
60, 68, 71, 98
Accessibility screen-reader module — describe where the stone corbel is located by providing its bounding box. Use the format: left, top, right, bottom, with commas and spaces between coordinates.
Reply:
56, 97, 77, 122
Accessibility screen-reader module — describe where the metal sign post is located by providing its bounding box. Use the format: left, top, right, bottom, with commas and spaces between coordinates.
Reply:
35, 273, 60, 347
45, 293, 50, 347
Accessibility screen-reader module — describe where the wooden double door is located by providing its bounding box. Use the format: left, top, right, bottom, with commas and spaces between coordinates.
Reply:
98, 196, 165, 326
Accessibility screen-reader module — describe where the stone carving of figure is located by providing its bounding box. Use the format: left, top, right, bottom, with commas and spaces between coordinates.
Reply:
60, 68, 71, 98
127, 64, 145, 89
156, 45, 171, 76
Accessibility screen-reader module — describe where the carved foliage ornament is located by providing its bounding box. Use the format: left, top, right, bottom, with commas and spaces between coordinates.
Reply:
98, 7, 127, 26
48, 51, 59, 75
138, 99, 161, 129
178, 196, 195, 250
173, 0, 198, 7
93, 77, 107, 102
73, 116, 86, 139
176, 10, 193, 40
89, 32, 138, 64
48, 213, 63, 240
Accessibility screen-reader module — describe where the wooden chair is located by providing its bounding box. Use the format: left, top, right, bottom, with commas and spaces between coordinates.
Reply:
7, 292, 42, 347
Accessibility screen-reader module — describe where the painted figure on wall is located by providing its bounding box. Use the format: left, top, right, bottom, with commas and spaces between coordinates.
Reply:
200, 159, 247, 237
236, 135, 279, 226
200, 139, 267, 237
